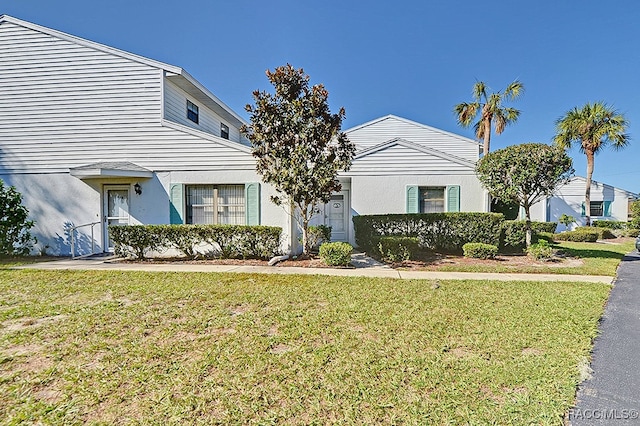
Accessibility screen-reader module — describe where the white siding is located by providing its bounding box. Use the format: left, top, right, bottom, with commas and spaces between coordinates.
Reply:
346, 116, 480, 162
532, 177, 637, 228
164, 80, 242, 143
0, 21, 254, 174
349, 144, 476, 175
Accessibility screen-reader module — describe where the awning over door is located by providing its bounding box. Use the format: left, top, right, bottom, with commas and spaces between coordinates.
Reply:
69, 162, 153, 179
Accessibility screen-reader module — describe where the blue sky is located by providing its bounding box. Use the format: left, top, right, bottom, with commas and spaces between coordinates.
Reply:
3, 0, 639, 192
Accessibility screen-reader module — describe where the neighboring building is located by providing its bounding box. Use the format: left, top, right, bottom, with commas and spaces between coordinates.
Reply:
0, 16, 488, 256
529, 177, 638, 230
312, 115, 487, 245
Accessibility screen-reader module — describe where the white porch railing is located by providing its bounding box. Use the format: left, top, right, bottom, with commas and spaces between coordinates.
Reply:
70, 221, 101, 259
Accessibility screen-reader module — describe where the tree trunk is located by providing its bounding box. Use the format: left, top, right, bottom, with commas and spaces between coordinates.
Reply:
524, 205, 532, 248
300, 207, 310, 256
482, 117, 492, 156
584, 149, 595, 227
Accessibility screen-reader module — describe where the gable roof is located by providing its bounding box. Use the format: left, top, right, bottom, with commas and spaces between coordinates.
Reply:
568, 176, 638, 198
354, 138, 476, 169
345, 114, 481, 148
0, 15, 247, 127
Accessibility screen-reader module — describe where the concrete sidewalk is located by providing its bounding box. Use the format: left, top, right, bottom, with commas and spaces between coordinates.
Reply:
14, 257, 614, 283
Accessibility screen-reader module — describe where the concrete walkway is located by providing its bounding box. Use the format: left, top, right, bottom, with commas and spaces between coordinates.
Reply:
569, 250, 640, 425
14, 256, 613, 283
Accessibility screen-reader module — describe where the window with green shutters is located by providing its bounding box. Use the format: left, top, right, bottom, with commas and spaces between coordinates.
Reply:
406, 185, 460, 213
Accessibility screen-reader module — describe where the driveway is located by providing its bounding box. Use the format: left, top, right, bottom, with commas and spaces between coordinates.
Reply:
569, 250, 640, 425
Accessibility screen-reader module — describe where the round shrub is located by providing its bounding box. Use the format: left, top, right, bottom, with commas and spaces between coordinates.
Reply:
319, 242, 353, 266
527, 240, 553, 261
462, 242, 498, 259
378, 236, 420, 262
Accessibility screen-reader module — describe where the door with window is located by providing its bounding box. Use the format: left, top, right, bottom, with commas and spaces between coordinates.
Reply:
103, 186, 130, 251
324, 192, 349, 242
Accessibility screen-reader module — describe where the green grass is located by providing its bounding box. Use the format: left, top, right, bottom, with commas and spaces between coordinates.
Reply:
423, 240, 635, 276
0, 270, 609, 424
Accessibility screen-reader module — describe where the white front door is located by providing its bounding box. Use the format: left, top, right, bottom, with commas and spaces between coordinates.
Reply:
324, 191, 349, 242
103, 186, 130, 251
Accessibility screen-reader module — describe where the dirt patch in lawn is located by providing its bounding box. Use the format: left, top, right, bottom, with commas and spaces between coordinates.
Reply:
391, 252, 584, 270
116, 250, 584, 271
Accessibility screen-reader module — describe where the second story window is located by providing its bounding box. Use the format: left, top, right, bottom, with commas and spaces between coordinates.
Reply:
220, 123, 229, 139
187, 100, 199, 124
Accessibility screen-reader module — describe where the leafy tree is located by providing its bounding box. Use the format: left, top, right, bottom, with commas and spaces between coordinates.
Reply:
0, 180, 36, 255
476, 143, 573, 247
629, 200, 640, 229
454, 80, 524, 156
242, 64, 356, 255
554, 102, 629, 226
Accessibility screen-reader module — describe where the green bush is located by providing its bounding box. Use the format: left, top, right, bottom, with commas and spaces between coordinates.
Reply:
613, 228, 640, 238
353, 213, 503, 254
585, 227, 617, 240
109, 224, 282, 260
592, 220, 627, 229
307, 225, 332, 251
319, 242, 353, 266
0, 180, 36, 256
462, 242, 498, 259
500, 221, 558, 252
378, 237, 420, 262
109, 225, 164, 259
554, 228, 599, 242
527, 240, 554, 260
630, 200, 640, 229
536, 232, 555, 243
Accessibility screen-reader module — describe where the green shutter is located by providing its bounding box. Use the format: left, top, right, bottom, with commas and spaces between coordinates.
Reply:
169, 183, 184, 224
245, 182, 260, 225
603, 201, 612, 217
406, 186, 419, 213
581, 202, 586, 216
447, 185, 460, 212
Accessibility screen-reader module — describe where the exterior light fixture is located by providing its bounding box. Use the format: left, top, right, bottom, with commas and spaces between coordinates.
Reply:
134, 182, 142, 195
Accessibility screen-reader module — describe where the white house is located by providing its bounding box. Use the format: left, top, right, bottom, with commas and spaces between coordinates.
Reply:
0, 15, 489, 256
316, 115, 487, 245
528, 177, 637, 231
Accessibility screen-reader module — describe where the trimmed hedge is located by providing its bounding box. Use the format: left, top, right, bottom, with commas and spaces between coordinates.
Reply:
575, 226, 616, 240
592, 220, 627, 229
462, 242, 498, 259
378, 236, 420, 262
554, 228, 599, 242
109, 224, 282, 260
353, 213, 504, 254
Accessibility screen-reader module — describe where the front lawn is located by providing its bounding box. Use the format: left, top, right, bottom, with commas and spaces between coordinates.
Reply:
0, 270, 608, 424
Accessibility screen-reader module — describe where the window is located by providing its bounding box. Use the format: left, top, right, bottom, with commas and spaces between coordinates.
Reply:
419, 187, 445, 213
220, 123, 229, 139
590, 201, 604, 217
187, 100, 199, 124
186, 185, 245, 225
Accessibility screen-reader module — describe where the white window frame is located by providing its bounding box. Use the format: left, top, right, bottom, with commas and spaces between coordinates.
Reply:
186, 184, 245, 225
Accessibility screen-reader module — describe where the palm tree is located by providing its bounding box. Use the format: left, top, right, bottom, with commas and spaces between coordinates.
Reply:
454, 81, 524, 156
554, 102, 629, 226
